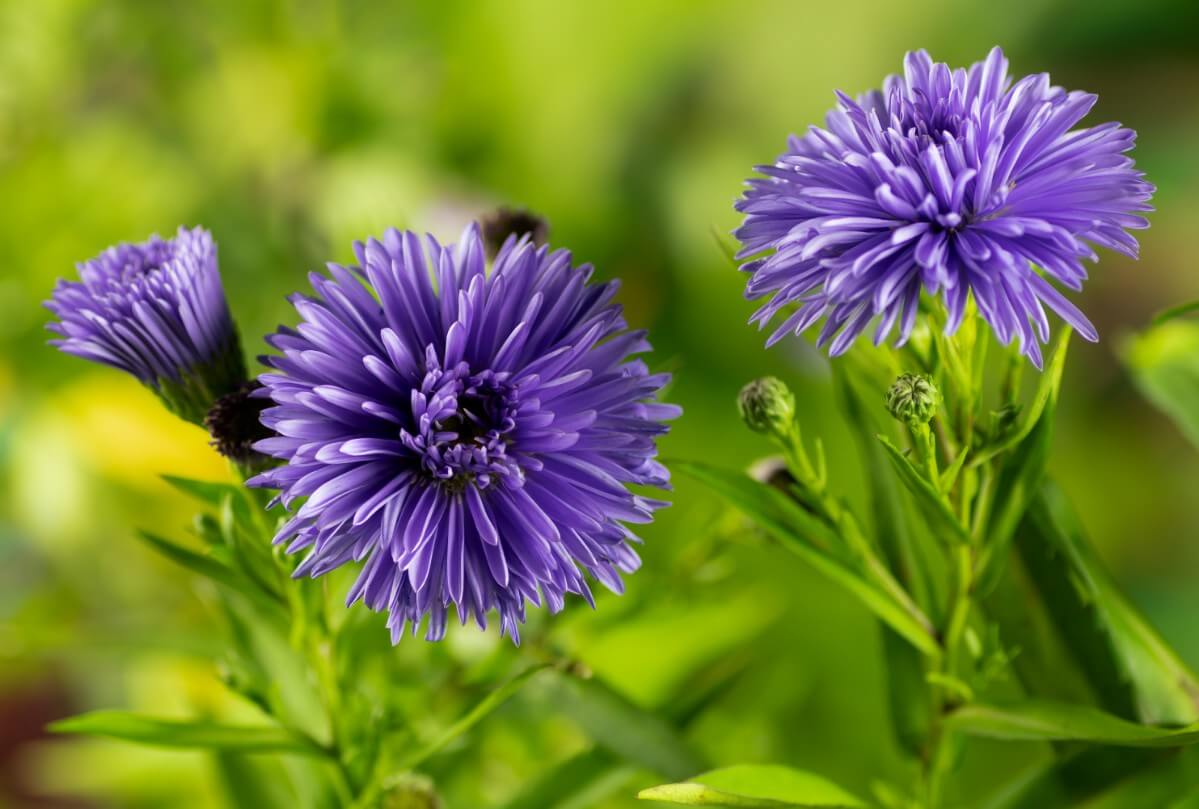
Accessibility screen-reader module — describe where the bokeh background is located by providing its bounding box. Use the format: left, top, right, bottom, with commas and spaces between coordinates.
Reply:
3, 1, 1199, 806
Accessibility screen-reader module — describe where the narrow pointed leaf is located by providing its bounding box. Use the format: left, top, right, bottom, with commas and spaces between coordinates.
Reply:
161, 474, 242, 507
875, 436, 968, 545
540, 669, 704, 780
675, 459, 938, 656
638, 764, 866, 807
48, 711, 328, 756
136, 530, 287, 620
949, 701, 1199, 747
400, 663, 550, 769
1017, 483, 1199, 725
971, 331, 1069, 468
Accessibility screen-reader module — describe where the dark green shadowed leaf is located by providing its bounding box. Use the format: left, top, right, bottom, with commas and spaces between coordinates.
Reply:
638, 764, 866, 807
214, 752, 302, 809
399, 663, 550, 770
498, 656, 749, 809
948, 700, 1199, 747
48, 711, 329, 756
1018, 483, 1199, 725
540, 669, 704, 781
979, 747, 1172, 809
674, 459, 938, 656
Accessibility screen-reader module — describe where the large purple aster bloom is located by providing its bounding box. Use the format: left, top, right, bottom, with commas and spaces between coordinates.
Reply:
735, 47, 1154, 367
249, 224, 678, 643
46, 226, 246, 422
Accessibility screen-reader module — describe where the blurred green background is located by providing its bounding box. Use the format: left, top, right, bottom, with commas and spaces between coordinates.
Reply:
3, 1, 1199, 806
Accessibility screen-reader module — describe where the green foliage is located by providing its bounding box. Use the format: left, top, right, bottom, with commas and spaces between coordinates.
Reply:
673, 459, 938, 656
638, 764, 865, 807
948, 700, 1199, 746
1124, 318, 1199, 450
1016, 483, 1199, 725
49, 711, 329, 756
538, 668, 706, 781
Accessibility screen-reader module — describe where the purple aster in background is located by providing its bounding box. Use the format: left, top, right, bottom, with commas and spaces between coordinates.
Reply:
249, 224, 678, 643
735, 47, 1154, 367
46, 226, 246, 422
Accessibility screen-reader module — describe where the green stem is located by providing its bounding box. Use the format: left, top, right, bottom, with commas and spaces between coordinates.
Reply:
781, 430, 936, 643
925, 542, 975, 807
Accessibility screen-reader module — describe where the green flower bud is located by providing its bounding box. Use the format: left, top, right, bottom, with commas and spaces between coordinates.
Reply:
886, 373, 939, 428
738, 376, 796, 437
382, 774, 442, 809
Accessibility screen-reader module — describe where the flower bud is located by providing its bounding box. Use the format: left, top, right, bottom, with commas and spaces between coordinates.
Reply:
886, 373, 939, 428
738, 376, 796, 437
45, 226, 247, 424
381, 775, 442, 809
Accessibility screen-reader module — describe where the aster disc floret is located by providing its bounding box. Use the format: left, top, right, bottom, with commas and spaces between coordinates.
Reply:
249, 224, 679, 643
735, 46, 1154, 367
45, 226, 246, 422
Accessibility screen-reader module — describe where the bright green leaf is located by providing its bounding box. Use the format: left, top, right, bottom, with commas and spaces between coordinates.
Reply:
638, 764, 866, 807
48, 711, 328, 756
1123, 318, 1199, 450
948, 700, 1199, 747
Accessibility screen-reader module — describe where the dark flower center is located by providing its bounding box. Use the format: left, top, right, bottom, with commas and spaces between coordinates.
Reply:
402, 358, 522, 492
205, 382, 273, 463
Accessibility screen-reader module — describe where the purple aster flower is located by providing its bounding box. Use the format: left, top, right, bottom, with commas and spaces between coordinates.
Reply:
735, 47, 1154, 367
46, 226, 246, 422
249, 224, 678, 643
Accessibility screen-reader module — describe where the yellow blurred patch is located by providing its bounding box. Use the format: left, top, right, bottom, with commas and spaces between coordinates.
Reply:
55, 372, 232, 486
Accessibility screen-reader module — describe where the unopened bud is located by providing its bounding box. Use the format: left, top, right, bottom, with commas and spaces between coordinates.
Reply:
886, 373, 939, 428
381, 774, 442, 809
738, 376, 796, 437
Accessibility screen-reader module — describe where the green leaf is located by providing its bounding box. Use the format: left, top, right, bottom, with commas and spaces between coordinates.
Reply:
833, 362, 936, 755
162, 474, 243, 507
974, 397, 1055, 595
498, 656, 749, 809
971, 330, 1069, 469
400, 664, 550, 770
214, 752, 304, 809
638, 764, 866, 807
48, 711, 328, 756
135, 530, 288, 621
1123, 318, 1199, 450
1018, 483, 1199, 725
875, 436, 968, 545
540, 669, 705, 781
948, 700, 1199, 747
979, 747, 1180, 809
675, 460, 938, 657
497, 750, 634, 809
